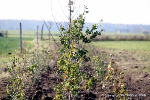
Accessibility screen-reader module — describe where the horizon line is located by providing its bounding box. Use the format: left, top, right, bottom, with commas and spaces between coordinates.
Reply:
0, 19, 150, 25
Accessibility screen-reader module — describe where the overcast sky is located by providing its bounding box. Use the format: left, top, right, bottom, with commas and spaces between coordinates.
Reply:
0, 0, 150, 24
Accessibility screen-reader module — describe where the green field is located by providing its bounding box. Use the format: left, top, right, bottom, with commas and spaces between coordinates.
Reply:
0, 31, 60, 67
1, 31, 150, 69
4, 30, 60, 37
0, 37, 34, 55
91, 41, 150, 74
0, 37, 35, 68
0, 30, 61, 55
92, 41, 150, 52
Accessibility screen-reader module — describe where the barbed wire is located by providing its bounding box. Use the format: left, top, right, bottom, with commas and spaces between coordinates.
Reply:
55, 0, 70, 28
57, 0, 69, 20
52, 0, 82, 27
35, 2, 59, 47
51, 0, 63, 36
72, 0, 82, 19
43, 20, 59, 47
33, 0, 82, 47
59, 14, 69, 29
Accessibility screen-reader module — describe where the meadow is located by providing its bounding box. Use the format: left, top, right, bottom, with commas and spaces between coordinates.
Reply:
0, 29, 150, 100
2, 30, 60, 37
0, 37, 34, 55
92, 41, 150, 72
92, 41, 150, 51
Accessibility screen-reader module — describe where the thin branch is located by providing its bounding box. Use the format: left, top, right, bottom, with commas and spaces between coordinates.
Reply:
51, 0, 62, 35
57, 0, 69, 19
72, 0, 82, 19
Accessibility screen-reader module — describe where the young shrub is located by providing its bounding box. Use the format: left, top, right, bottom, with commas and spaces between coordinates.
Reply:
6, 57, 26, 100
103, 54, 128, 100
91, 54, 107, 82
55, 6, 103, 100
6, 40, 53, 100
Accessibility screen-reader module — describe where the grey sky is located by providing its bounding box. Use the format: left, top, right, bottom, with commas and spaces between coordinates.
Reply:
0, 0, 150, 24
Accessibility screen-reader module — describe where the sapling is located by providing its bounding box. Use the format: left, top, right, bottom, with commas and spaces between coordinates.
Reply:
55, 6, 103, 100
104, 54, 128, 100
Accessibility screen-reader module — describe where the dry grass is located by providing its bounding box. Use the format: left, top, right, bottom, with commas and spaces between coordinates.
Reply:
93, 34, 150, 41
0, 72, 10, 80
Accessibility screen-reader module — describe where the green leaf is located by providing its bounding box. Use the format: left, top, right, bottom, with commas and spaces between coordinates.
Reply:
86, 11, 89, 13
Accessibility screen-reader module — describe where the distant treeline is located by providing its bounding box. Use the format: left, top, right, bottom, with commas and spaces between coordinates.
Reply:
0, 19, 150, 33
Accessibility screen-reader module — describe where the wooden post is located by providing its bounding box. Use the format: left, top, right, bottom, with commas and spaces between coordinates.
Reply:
41, 24, 44, 40
20, 23, 23, 53
68, 0, 73, 45
69, 0, 72, 25
36, 25, 39, 45
48, 22, 52, 41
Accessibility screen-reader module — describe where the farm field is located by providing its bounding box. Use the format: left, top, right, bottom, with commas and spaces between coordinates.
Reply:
0, 32, 150, 99
92, 41, 150, 51
92, 41, 150, 74
1, 30, 60, 37
0, 37, 34, 68
90, 41, 150, 100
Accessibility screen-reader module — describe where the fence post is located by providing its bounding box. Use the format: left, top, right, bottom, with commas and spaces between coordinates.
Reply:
41, 24, 44, 40
36, 25, 39, 46
20, 23, 23, 53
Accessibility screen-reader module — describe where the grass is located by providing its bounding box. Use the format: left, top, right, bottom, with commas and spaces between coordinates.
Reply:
0, 37, 34, 55
92, 41, 150, 74
0, 37, 35, 68
92, 41, 150, 52
3, 30, 60, 37
0, 37, 20, 55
